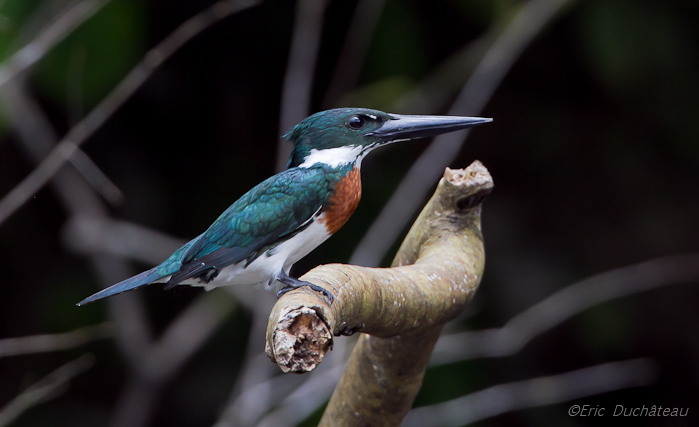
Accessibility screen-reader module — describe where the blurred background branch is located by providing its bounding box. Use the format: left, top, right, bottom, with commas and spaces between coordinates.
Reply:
0, 0, 109, 87
275, 0, 329, 171
350, 0, 575, 267
0, 354, 95, 427
0, 0, 122, 205
0, 324, 113, 358
321, 0, 386, 109
0, 0, 262, 226
0, 2, 258, 426
0, 0, 697, 426
403, 358, 657, 427
432, 253, 699, 364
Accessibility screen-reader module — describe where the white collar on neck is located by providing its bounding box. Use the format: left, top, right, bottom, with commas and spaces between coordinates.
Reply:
299, 145, 366, 168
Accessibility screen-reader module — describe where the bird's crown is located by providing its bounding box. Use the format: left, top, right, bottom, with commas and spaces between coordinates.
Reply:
284, 108, 393, 168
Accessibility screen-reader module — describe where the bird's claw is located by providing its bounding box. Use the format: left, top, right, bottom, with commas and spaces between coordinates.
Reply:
277, 280, 334, 304
338, 321, 365, 336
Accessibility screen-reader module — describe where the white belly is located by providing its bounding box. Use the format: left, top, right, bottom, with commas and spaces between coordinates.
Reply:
180, 215, 331, 291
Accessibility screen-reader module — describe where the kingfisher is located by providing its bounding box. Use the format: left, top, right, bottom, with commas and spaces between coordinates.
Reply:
77, 108, 491, 306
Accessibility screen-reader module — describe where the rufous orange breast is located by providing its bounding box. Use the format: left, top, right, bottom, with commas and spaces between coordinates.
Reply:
321, 167, 362, 235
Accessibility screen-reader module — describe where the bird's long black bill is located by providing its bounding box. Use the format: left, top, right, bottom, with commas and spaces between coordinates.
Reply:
367, 114, 492, 143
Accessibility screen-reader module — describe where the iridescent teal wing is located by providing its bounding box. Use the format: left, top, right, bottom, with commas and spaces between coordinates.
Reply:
164, 166, 334, 285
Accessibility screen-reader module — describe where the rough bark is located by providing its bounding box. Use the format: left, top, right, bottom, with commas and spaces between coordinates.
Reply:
265, 161, 493, 425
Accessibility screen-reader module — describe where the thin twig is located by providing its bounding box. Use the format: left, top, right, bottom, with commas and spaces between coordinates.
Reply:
320, 0, 387, 108
65, 44, 124, 205
255, 363, 346, 427
431, 253, 699, 364
0, 0, 110, 88
214, 288, 280, 427
0, 76, 152, 370
62, 217, 184, 265
0, 80, 123, 208
275, 0, 329, 171
403, 359, 657, 427
0, 354, 95, 427
350, 0, 576, 267
0, 0, 262, 226
141, 290, 238, 382
0, 323, 114, 358
2, 63, 152, 427
216, 329, 352, 427
0, 0, 121, 207
391, 31, 496, 115
109, 289, 239, 427
1, 3, 262, 426
65, 147, 124, 205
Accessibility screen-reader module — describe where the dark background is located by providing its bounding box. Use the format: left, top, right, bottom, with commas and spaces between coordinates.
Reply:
1, 0, 698, 426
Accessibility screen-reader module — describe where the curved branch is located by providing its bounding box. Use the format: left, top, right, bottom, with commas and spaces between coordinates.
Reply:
266, 161, 492, 425
0, 0, 262, 226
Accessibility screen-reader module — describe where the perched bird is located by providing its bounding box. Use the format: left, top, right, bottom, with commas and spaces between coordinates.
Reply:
77, 108, 491, 306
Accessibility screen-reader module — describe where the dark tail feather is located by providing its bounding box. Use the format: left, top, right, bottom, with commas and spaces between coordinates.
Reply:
77, 268, 164, 306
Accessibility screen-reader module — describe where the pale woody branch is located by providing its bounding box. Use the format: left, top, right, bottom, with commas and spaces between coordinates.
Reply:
266, 161, 493, 426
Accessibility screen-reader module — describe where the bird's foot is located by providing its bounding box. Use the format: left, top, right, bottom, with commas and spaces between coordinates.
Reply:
276, 272, 334, 304
337, 321, 364, 336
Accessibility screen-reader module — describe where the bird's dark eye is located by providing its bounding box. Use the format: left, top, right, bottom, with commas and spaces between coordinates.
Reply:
457, 189, 491, 210
348, 115, 367, 130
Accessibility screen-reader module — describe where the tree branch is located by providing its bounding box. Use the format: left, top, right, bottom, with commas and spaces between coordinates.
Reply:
403, 358, 657, 427
61, 217, 184, 265
265, 161, 492, 425
0, 0, 262, 226
0, 0, 110, 88
141, 290, 238, 382
213, 288, 281, 427
254, 364, 345, 427
275, 0, 329, 171
320, 0, 387, 108
0, 354, 95, 427
0, 323, 113, 358
431, 253, 699, 364
0, 77, 122, 211
0, 75, 153, 374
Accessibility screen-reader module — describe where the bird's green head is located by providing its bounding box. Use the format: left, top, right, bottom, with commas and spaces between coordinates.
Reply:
284, 108, 492, 168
